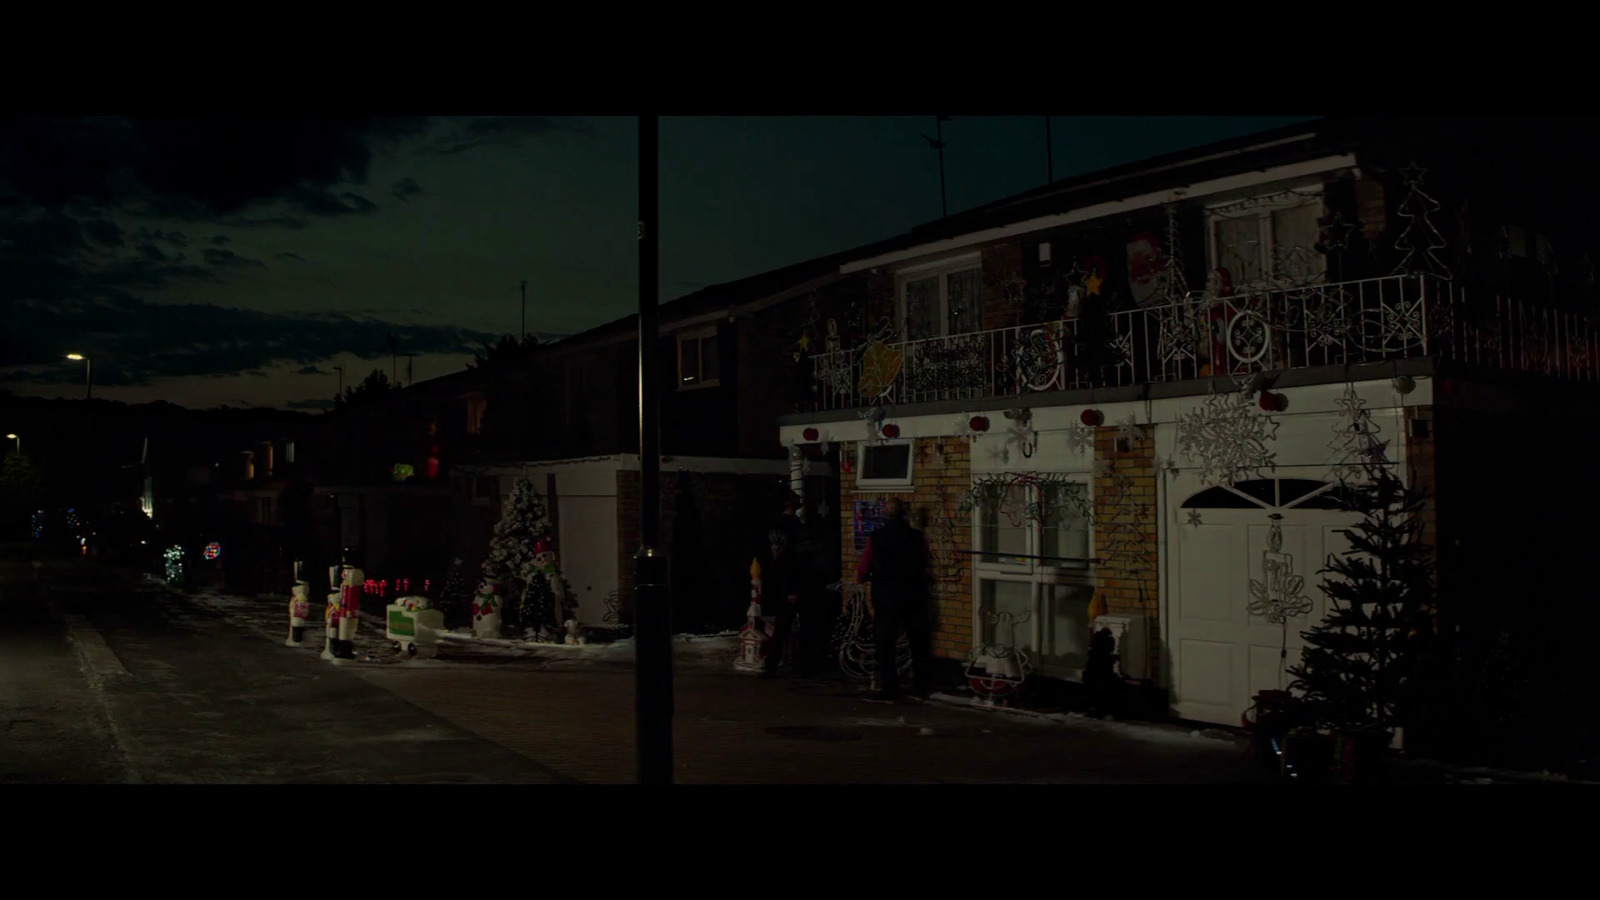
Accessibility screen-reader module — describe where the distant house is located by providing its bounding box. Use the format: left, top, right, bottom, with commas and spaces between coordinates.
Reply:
322, 256, 852, 630
771, 115, 1600, 738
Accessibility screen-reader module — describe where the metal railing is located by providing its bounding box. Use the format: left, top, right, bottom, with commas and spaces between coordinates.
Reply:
807, 274, 1598, 410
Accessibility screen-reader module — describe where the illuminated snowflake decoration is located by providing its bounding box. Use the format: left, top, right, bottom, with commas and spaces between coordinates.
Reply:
1185, 509, 1203, 527
1064, 422, 1094, 457
1115, 414, 1142, 444
1175, 390, 1279, 486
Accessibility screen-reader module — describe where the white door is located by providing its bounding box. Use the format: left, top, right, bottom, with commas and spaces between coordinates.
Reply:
558, 495, 619, 626
1167, 477, 1356, 726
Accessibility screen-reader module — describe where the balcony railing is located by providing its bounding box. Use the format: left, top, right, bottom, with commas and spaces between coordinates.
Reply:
806, 274, 1596, 411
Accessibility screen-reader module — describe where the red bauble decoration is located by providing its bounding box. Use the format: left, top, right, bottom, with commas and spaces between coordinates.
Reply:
881, 423, 901, 439
1438, 378, 1460, 397
969, 416, 990, 433
1080, 409, 1103, 427
802, 427, 819, 442
1259, 391, 1284, 412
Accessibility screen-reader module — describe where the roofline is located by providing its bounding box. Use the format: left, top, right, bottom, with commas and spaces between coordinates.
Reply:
840, 152, 1357, 274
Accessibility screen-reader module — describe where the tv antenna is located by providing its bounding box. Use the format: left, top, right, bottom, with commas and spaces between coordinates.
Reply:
920, 115, 952, 218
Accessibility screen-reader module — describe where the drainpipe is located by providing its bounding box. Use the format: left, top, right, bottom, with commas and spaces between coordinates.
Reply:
788, 446, 805, 522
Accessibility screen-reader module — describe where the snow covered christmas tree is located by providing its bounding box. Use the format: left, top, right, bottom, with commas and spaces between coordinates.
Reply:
485, 478, 566, 640
434, 557, 473, 628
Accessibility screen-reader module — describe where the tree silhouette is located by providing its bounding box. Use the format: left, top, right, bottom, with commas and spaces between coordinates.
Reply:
467, 334, 542, 370
338, 368, 393, 409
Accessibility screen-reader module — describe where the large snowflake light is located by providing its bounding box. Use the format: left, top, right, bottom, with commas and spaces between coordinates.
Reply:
1175, 389, 1279, 486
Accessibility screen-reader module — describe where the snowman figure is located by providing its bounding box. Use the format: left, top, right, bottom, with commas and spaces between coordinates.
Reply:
472, 572, 503, 639
563, 618, 586, 646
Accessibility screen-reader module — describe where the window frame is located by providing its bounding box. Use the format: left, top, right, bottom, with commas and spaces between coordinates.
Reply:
464, 395, 487, 436
676, 326, 721, 391
1205, 187, 1327, 291
969, 477, 1096, 679
895, 253, 984, 341
855, 440, 914, 490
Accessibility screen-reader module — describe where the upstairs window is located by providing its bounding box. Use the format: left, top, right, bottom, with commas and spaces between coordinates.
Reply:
465, 396, 486, 435
677, 327, 721, 389
898, 258, 984, 341
1207, 190, 1326, 289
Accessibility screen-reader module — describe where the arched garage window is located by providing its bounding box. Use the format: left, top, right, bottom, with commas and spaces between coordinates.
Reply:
1182, 478, 1355, 510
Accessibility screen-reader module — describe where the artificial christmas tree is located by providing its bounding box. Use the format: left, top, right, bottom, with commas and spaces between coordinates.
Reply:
1288, 454, 1434, 782
485, 478, 567, 640
434, 557, 473, 628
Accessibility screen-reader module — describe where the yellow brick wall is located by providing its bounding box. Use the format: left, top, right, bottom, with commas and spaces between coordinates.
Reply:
839, 436, 973, 661
1091, 424, 1161, 682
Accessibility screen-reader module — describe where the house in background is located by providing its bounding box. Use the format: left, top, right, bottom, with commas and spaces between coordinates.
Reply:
775, 115, 1600, 754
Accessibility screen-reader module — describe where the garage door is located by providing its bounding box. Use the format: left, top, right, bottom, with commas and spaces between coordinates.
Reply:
1168, 477, 1357, 726
558, 494, 619, 627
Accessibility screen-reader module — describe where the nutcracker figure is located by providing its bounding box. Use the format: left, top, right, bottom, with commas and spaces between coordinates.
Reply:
735, 558, 766, 672
286, 561, 310, 647
321, 564, 342, 660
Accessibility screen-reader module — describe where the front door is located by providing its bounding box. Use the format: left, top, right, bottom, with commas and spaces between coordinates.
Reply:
1167, 477, 1356, 726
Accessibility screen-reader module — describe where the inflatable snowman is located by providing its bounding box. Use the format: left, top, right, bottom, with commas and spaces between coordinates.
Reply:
472, 574, 503, 639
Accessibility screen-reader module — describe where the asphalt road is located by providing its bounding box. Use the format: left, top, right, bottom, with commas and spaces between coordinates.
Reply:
0, 546, 565, 784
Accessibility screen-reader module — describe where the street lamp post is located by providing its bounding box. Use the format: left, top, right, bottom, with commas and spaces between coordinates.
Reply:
66, 353, 90, 400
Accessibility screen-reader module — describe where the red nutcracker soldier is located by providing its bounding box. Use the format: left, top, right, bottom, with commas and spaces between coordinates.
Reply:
286, 561, 310, 647
322, 547, 365, 660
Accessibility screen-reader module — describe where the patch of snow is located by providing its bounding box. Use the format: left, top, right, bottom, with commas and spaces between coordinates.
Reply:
926, 692, 1236, 748
918, 727, 935, 736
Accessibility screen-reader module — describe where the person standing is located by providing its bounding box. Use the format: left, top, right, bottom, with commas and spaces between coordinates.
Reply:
762, 494, 822, 679
857, 498, 934, 703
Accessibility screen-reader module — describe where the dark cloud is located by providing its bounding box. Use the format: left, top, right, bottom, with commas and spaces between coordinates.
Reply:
203, 247, 264, 268
137, 242, 170, 262
210, 234, 230, 246
283, 186, 378, 217
0, 292, 496, 387
276, 252, 309, 264
84, 219, 124, 246
429, 117, 591, 155
295, 364, 329, 375
286, 398, 337, 410
390, 177, 422, 201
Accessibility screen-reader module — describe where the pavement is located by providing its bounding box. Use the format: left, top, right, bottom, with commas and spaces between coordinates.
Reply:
2, 545, 1574, 784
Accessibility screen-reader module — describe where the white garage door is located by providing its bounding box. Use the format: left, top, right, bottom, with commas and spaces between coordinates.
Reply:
1168, 477, 1357, 726
558, 495, 619, 627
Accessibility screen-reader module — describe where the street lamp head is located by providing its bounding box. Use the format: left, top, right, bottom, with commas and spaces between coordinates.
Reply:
66, 353, 85, 360
4, 434, 16, 440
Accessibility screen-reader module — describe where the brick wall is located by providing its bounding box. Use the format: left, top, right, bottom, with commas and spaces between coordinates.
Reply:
981, 240, 1025, 332
839, 436, 974, 660
1092, 424, 1161, 681
1355, 176, 1387, 242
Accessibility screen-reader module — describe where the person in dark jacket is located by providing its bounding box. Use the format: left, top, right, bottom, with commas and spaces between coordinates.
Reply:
856, 497, 934, 703
761, 494, 823, 679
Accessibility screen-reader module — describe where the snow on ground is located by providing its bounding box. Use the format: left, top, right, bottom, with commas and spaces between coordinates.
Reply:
166, 579, 740, 669
925, 692, 1241, 749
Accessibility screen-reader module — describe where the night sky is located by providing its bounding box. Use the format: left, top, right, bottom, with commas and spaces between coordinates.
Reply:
0, 115, 1309, 411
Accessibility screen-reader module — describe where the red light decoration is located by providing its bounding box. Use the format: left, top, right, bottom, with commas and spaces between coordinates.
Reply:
1259, 391, 1287, 412
881, 423, 901, 439
802, 427, 820, 442
203, 541, 221, 560
1080, 409, 1104, 427
1438, 378, 1460, 397
969, 416, 990, 433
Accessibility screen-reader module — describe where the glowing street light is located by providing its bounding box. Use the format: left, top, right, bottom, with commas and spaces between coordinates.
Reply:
66, 353, 91, 400
4, 433, 17, 452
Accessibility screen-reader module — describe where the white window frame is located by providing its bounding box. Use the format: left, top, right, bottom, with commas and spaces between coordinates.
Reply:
676, 326, 721, 390
1205, 186, 1327, 292
855, 440, 914, 490
970, 478, 1096, 679
895, 253, 984, 341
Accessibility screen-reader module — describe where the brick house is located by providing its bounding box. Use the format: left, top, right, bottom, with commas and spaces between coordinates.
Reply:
775, 115, 1600, 737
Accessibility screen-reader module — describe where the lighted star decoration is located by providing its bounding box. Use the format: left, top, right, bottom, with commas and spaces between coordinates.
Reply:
1084, 271, 1104, 296
798, 332, 812, 352
1186, 509, 1204, 527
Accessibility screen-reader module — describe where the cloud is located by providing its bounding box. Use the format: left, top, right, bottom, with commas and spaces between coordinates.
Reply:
295, 364, 329, 375
276, 252, 309, 264
429, 117, 591, 155
286, 397, 337, 410
390, 177, 422, 201
203, 247, 265, 268
0, 292, 498, 387
211, 234, 231, 246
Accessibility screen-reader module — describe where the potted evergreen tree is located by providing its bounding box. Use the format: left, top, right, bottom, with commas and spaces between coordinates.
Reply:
1288, 456, 1435, 784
